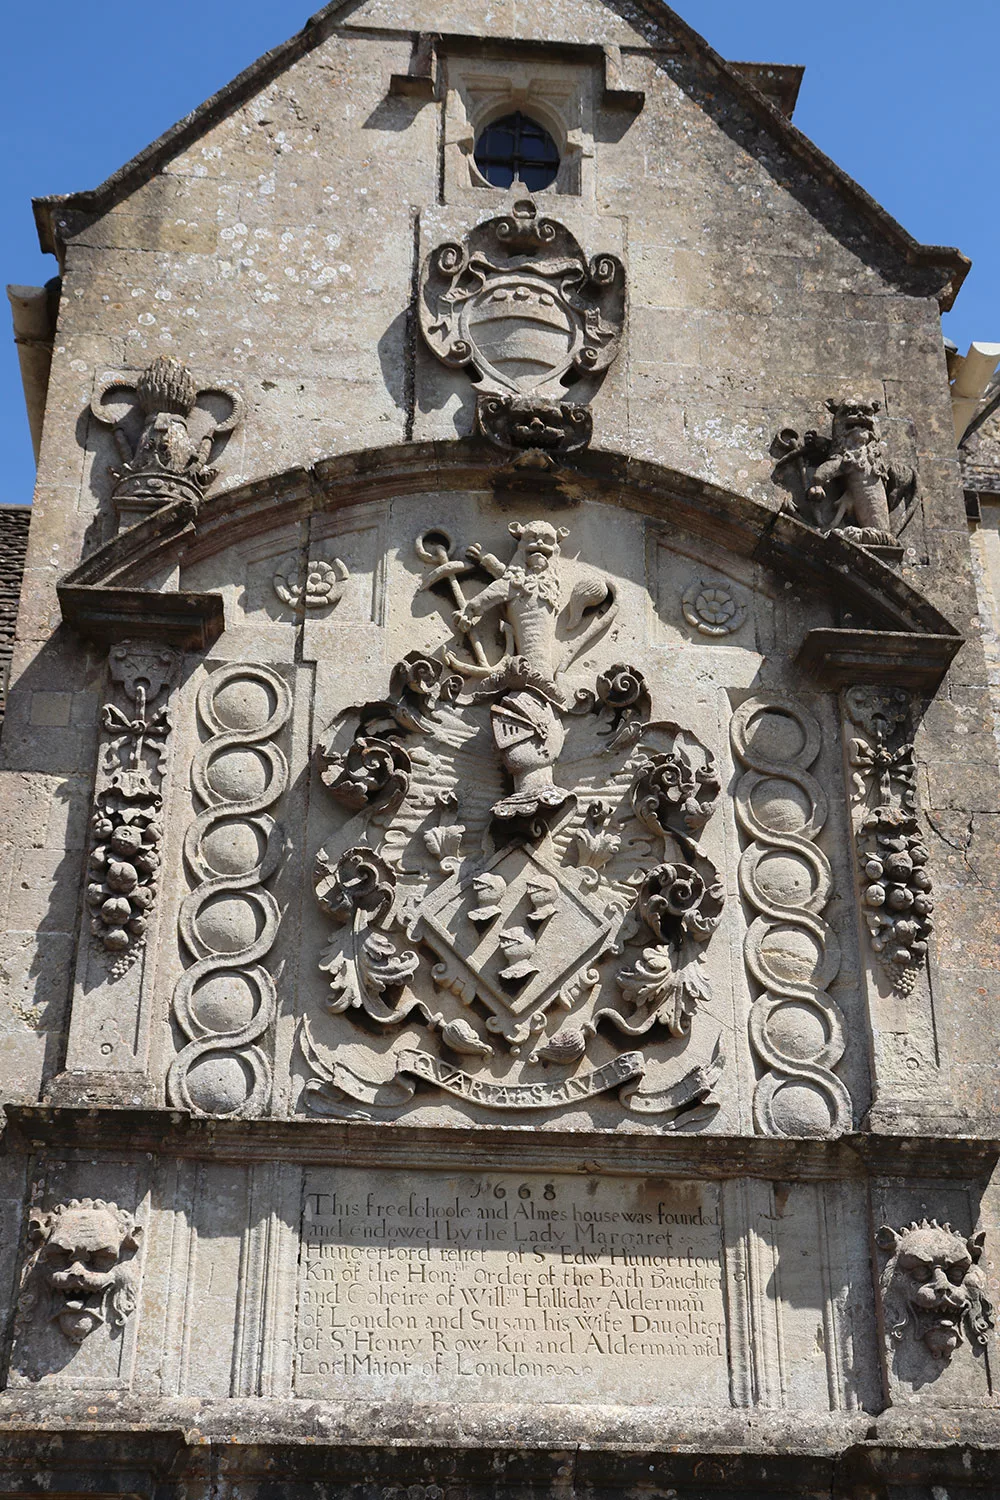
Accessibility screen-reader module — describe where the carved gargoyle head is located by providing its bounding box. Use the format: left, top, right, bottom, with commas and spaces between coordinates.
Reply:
508, 520, 568, 574
878, 1219, 994, 1361
825, 395, 882, 451
27, 1199, 143, 1345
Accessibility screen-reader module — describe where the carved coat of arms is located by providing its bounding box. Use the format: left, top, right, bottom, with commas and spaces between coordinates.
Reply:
301, 521, 725, 1122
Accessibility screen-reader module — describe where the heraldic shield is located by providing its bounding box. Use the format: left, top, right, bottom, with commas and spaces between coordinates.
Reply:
301, 519, 727, 1123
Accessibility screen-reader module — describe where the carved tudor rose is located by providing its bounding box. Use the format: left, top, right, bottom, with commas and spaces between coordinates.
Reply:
302, 520, 726, 1121
419, 200, 624, 460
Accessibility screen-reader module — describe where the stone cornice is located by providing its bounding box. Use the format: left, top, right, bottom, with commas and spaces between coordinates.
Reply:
56, 442, 962, 686
4, 1107, 997, 1183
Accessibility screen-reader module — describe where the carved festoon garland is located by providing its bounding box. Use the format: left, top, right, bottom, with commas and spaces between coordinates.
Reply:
16, 1200, 142, 1346
878, 1220, 994, 1362
771, 396, 918, 548
844, 686, 933, 989
302, 519, 726, 1121
91, 354, 243, 520
167, 663, 290, 1119
87, 642, 179, 977
731, 695, 851, 1139
419, 199, 624, 461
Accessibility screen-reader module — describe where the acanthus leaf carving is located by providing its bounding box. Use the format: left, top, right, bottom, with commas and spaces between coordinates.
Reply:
301, 518, 726, 1123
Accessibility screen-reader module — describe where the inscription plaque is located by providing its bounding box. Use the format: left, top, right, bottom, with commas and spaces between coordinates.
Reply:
296, 1169, 728, 1405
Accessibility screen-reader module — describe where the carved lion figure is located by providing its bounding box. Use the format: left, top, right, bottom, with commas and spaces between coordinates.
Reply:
23, 1199, 143, 1345
877, 1218, 995, 1361
805, 396, 916, 545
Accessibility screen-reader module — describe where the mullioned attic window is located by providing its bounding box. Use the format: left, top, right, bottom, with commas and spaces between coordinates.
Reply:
473, 112, 560, 191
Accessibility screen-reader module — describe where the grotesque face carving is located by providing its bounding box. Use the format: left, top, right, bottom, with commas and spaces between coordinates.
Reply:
508, 520, 568, 574
825, 396, 881, 452
878, 1219, 995, 1361
27, 1199, 142, 1345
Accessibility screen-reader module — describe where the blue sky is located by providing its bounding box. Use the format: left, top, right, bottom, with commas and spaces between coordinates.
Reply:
1, 1, 997, 505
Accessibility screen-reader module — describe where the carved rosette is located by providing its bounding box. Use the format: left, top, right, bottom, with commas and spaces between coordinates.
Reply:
91, 354, 243, 524
301, 520, 726, 1122
419, 199, 624, 459
731, 695, 851, 1139
273, 552, 349, 611
86, 642, 179, 978
844, 687, 933, 990
167, 663, 290, 1119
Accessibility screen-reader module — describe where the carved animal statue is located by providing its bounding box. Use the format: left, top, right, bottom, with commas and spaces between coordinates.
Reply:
24, 1199, 142, 1344
806, 397, 915, 544
877, 1219, 995, 1360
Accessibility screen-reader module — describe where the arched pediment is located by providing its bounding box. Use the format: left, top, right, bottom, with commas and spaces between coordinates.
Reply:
58, 441, 961, 688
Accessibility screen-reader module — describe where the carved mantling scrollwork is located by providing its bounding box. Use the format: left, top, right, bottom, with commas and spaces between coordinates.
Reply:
302, 519, 726, 1123
419, 199, 624, 461
844, 686, 933, 990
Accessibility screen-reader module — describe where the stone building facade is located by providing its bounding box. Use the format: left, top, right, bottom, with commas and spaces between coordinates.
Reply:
2, 2, 1000, 1496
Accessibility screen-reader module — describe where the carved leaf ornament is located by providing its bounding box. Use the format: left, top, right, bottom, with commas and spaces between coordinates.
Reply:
302, 520, 726, 1123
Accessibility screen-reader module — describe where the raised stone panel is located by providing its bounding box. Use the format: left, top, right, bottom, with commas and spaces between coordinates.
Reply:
295, 1167, 728, 1404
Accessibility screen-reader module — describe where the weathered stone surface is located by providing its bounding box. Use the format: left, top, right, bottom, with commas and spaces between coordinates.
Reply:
2, 0, 1000, 1491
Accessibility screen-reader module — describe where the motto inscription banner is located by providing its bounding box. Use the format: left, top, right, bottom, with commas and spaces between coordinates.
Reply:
296, 1169, 728, 1405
